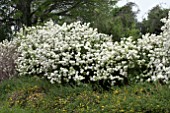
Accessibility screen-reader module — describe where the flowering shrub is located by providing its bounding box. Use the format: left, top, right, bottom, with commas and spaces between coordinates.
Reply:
104, 16, 170, 84
102, 12, 170, 84
0, 40, 18, 82
15, 12, 170, 86
15, 21, 124, 85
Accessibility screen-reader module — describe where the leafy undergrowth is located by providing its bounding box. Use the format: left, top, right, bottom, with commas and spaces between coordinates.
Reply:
0, 76, 170, 113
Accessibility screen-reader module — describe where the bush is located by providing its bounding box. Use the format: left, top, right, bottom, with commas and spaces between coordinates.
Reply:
15, 12, 170, 86
101, 12, 170, 84
0, 40, 18, 82
15, 21, 125, 86
135, 13, 170, 83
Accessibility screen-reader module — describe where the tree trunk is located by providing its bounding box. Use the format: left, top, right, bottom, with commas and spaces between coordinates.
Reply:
17, 0, 32, 26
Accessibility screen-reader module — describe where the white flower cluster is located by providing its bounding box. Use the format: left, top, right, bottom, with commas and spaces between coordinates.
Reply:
15, 12, 170, 85
15, 20, 123, 84
131, 13, 170, 84
106, 12, 170, 84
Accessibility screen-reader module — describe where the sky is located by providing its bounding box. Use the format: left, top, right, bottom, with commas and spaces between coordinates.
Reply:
117, 0, 170, 21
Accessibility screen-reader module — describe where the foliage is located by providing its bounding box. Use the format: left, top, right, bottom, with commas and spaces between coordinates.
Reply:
55, 0, 118, 23
0, 0, 118, 40
0, 26, 8, 42
64, 1, 140, 41
0, 0, 140, 42
0, 76, 170, 113
139, 5, 170, 35
111, 2, 140, 39
0, 0, 14, 41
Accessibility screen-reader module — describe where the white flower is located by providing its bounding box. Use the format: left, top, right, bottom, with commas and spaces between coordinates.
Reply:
14, 12, 170, 85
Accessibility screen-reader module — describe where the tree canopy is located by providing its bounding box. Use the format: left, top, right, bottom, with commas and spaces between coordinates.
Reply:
1, 0, 152, 42
95, 2, 140, 41
0, 0, 117, 28
0, 0, 119, 41
139, 5, 170, 35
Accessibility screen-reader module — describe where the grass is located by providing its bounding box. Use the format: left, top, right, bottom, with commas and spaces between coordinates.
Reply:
0, 76, 170, 113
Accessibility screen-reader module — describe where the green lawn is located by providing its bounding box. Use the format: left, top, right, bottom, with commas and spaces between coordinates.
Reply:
0, 76, 170, 113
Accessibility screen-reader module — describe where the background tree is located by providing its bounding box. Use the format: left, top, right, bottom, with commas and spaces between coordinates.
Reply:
0, 0, 141, 42
0, 0, 119, 41
0, 0, 14, 41
139, 5, 170, 35
94, 2, 140, 41
60, 1, 140, 41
